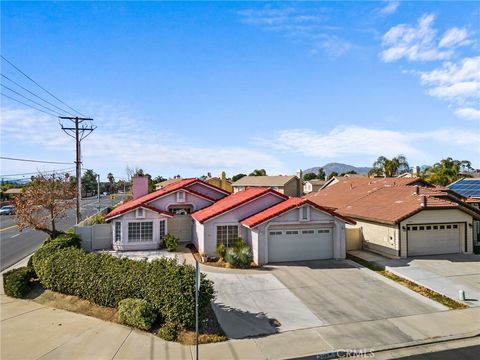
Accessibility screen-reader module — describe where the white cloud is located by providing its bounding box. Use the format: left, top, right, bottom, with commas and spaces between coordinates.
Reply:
0, 107, 286, 177
439, 27, 470, 48
379, 1, 400, 15
381, 14, 456, 62
455, 107, 480, 120
257, 126, 479, 160
420, 56, 480, 102
238, 6, 351, 58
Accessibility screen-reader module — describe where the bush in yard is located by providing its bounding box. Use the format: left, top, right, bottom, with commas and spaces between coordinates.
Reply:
163, 234, 179, 252
3, 267, 35, 298
88, 213, 106, 225
157, 322, 179, 341
33, 244, 215, 330
224, 238, 253, 268
216, 243, 226, 260
118, 298, 157, 331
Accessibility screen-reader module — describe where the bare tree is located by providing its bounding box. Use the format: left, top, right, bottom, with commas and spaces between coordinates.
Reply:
12, 173, 76, 239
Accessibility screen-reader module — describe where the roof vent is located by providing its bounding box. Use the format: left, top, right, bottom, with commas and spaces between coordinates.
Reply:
421, 195, 427, 207
415, 186, 420, 195
350, 183, 353, 190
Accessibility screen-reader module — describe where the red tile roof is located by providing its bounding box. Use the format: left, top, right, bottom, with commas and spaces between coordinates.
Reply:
241, 197, 355, 228
306, 178, 480, 224
192, 187, 288, 223
105, 178, 220, 220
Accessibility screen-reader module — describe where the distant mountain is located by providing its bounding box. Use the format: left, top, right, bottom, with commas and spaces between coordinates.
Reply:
304, 163, 371, 177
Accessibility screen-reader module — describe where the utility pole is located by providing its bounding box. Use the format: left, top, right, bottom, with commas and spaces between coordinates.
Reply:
60, 116, 96, 224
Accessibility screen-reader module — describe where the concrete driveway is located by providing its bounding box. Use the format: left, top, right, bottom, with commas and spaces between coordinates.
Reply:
205, 260, 444, 339
374, 254, 480, 307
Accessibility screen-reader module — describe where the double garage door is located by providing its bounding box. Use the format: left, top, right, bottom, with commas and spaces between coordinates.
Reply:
407, 223, 461, 256
268, 227, 333, 263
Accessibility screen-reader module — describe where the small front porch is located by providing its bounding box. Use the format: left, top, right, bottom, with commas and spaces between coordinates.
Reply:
97, 244, 196, 265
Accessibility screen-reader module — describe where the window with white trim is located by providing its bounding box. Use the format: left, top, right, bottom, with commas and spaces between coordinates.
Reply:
176, 191, 186, 203
136, 208, 145, 218
128, 222, 153, 242
159, 220, 166, 239
269, 231, 283, 236
318, 229, 330, 233
286, 230, 299, 235
216, 225, 238, 247
114, 222, 121, 242
302, 229, 314, 234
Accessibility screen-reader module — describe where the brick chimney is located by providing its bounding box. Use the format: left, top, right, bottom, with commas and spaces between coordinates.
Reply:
132, 175, 149, 199
296, 169, 303, 196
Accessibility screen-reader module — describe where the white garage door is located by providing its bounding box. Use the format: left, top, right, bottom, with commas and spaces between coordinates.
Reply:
407, 223, 461, 256
268, 228, 333, 263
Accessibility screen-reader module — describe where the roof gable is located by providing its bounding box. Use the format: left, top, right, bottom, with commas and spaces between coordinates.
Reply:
105, 178, 227, 220
241, 197, 355, 228
192, 187, 288, 223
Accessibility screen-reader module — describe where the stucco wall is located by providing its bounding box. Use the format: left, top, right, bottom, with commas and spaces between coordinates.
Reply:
283, 178, 300, 197
400, 208, 474, 256
353, 220, 399, 257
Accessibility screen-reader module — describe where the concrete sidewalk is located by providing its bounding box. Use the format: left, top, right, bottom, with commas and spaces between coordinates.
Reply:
2, 290, 479, 360
349, 250, 480, 307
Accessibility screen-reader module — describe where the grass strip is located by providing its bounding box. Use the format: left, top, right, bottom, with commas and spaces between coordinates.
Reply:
347, 254, 468, 310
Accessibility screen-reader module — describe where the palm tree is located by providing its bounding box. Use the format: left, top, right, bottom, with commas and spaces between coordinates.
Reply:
369, 155, 409, 177
107, 172, 115, 193
424, 158, 473, 186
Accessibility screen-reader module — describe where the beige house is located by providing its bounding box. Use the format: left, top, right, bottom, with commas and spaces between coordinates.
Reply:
306, 177, 480, 258
232, 173, 302, 197
303, 179, 325, 194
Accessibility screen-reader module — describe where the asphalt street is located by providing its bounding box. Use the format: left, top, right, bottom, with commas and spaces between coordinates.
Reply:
0, 195, 125, 271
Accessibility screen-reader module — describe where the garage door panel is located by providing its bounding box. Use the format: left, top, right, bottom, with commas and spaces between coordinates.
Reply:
268, 228, 333, 263
407, 223, 460, 256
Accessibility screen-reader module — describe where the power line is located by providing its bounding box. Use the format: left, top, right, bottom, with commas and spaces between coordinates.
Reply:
0, 156, 73, 165
1, 55, 87, 117
1, 92, 59, 117
1, 84, 66, 116
1, 167, 76, 177
1, 74, 77, 117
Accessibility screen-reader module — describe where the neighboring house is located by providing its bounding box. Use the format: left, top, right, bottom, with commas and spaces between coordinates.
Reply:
205, 171, 233, 193
105, 178, 230, 250
448, 178, 480, 247
303, 179, 325, 194
306, 177, 480, 258
192, 187, 354, 264
155, 178, 183, 191
232, 172, 303, 196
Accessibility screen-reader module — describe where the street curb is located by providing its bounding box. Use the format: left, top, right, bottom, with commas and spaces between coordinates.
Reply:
291, 331, 480, 359
1, 252, 34, 274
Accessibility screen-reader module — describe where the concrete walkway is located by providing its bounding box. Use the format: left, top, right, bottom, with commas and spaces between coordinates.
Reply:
349, 250, 480, 307
2, 289, 480, 360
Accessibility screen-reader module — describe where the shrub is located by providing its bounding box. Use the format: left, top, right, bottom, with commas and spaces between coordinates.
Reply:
157, 322, 179, 341
216, 243, 226, 260
27, 256, 37, 279
118, 298, 157, 331
3, 267, 35, 298
88, 213, 106, 225
163, 234, 179, 252
33, 244, 215, 330
224, 238, 252, 268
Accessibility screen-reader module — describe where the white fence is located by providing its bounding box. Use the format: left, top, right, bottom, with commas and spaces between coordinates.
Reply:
75, 224, 112, 252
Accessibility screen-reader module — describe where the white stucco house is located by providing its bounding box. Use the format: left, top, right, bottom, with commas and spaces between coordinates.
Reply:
192, 187, 355, 264
104, 177, 230, 250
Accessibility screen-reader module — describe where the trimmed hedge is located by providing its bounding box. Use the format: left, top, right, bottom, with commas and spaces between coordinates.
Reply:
119, 298, 157, 331
32, 236, 215, 329
3, 267, 35, 298
163, 234, 179, 252
157, 322, 179, 341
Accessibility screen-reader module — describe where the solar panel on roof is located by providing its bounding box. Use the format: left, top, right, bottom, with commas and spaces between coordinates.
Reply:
449, 179, 480, 197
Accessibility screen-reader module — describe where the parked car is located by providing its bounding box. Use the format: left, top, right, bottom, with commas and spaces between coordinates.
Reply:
0, 205, 15, 215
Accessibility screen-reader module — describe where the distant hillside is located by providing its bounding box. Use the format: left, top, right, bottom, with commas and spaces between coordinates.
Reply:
304, 163, 370, 177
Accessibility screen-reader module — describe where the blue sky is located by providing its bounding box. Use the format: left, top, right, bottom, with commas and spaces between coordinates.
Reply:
1, 1, 479, 181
